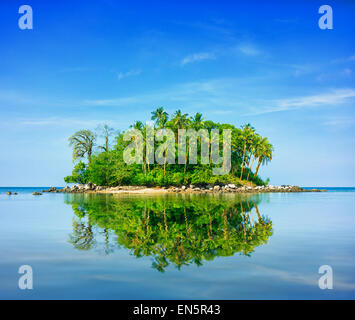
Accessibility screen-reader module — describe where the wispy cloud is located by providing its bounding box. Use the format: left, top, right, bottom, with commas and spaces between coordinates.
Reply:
181, 52, 215, 66
0, 90, 67, 108
238, 44, 260, 56
323, 117, 355, 129
83, 78, 248, 111
332, 54, 355, 64
255, 265, 355, 291
277, 89, 355, 108
0, 90, 38, 105
341, 68, 352, 76
17, 117, 116, 127
251, 89, 355, 115
59, 67, 90, 73
117, 69, 141, 80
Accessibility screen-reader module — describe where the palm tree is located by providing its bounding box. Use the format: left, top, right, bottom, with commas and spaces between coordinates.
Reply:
254, 138, 273, 177
130, 121, 145, 174
246, 134, 262, 181
68, 130, 96, 164
191, 113, 206, 164
191, 112, 204, 130
203, 120, 218, 167
239, 124, 255, 180
151, 108, 169, 175
151, 107, 168, 129
170, 110, 191, 174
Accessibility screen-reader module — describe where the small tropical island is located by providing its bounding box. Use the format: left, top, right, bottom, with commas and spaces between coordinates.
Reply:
41, 108, 323, 195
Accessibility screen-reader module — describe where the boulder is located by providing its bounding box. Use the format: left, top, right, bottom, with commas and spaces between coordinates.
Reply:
6, 191, 12, 195
57, 186, 70, 193
49, 187, 56, 192
84, 182, 96, 190
181, 186, 186, 190
32, 192, 42, 195
228, 184, 236, 189
213, 185, 220, 191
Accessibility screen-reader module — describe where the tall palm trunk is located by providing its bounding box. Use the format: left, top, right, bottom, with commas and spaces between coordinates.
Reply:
254, 158, 262, 177
246, 153, 256, 181
163, 127, 167, 176
209, 133, 212, 167
239, 141, 247, 179
184, 140, 189, 174
163, 149, 167, 176
143, 139, 147, 175
146, 141, 151, 172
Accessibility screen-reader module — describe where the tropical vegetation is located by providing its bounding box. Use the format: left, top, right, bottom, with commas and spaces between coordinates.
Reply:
64, 108, 273, 186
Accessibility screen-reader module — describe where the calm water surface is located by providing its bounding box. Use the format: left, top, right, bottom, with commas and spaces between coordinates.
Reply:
0, 187, 354, 299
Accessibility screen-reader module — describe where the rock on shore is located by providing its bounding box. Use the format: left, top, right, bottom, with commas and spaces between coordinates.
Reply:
42, 183, 326, 194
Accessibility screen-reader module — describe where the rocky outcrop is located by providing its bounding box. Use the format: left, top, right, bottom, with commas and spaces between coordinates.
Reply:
165, 184, 324, 194
43, 183, 98, 194
32, 192, 42, 195
42, 183, 325, 194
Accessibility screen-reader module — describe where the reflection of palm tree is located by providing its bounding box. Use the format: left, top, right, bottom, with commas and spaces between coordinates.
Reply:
254, 203, 262, 222
68, 219, 95, 250
101, 228, 115, 255
65, 194, 273, 272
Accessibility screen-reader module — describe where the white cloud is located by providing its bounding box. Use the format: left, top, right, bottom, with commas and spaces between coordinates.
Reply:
17, 117, 116, 128
332, 54, 355, 64
341, 68, 352, 76
60, 67, 89, 73
84, 79, 244, 110
323, 117, 355, 128
277, 89, 355, 108
181, 52, 215, 66
117, 69, 141, 80
248, 89, 355, 115
254, 265, 355, 291
238, 44, 260, 56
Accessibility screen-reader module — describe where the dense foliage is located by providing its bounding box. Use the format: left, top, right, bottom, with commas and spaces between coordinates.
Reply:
64, 108, 273, 186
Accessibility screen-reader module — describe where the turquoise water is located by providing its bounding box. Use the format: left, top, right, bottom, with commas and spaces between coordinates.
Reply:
0, 187, 354, 299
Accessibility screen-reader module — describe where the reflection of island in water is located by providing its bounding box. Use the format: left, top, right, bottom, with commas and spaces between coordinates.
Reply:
64, 194, 273, 272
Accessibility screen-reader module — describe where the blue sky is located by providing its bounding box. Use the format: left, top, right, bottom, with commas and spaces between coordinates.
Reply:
0, 0, 354, 187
